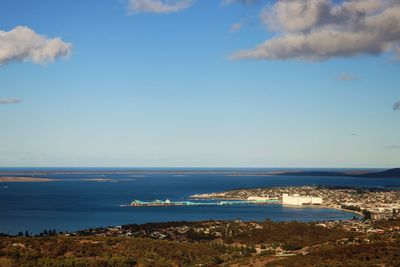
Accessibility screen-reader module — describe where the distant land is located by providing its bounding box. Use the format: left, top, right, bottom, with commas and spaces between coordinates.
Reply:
276, 168, 400, 178
0, 177, 57, 182
0, 168, 398, 182
0, 177, 114, 183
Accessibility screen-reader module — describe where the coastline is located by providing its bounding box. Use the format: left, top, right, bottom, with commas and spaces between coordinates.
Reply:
318, 204, 364, 218
189, 195, 364, 219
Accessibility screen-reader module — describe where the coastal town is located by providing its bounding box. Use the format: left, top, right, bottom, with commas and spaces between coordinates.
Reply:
68, 186, 400, 244
2, 186, 400, 266
190, 186, 400, 221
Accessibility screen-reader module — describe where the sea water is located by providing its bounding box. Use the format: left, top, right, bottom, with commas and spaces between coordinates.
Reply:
1, 168, 398, 234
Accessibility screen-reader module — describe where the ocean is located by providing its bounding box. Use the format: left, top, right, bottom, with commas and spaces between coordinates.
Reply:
1, 168, 398, 235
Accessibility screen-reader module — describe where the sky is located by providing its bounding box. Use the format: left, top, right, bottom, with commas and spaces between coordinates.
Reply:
0, 0, 399, 168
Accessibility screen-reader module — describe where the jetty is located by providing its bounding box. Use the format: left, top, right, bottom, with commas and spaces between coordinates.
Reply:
124, 198, 279, 207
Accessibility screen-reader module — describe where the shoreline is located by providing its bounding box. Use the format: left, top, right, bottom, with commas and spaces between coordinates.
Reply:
188, 185, 400, 221
320, 204, 365, 217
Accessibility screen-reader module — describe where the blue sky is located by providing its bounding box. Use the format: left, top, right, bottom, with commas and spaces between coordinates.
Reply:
0, 0, 399, 167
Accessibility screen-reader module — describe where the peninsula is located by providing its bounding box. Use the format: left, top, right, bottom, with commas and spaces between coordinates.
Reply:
191, 186, 400, 220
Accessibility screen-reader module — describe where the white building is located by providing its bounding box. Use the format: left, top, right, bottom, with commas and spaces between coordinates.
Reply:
247, 196, 270, 202
282, 193, 322, 206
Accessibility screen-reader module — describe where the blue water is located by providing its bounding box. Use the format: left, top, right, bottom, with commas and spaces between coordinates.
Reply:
1, 168, 398, 235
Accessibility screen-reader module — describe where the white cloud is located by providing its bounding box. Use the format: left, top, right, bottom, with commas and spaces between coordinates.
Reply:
0, 98, 20, 105
128, 0, 193, 14
261, 0, 330, 32
0, 26, 72, 65
232, 0, 400, 61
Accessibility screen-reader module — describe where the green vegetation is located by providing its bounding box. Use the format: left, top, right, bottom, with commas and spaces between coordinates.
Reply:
221, 220, 353, 249
267, 241, 400, 267
1, 219, 399, 266
0, 237, 229, 267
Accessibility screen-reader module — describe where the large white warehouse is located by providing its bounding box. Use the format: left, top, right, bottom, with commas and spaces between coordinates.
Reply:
282, 193, 322, 206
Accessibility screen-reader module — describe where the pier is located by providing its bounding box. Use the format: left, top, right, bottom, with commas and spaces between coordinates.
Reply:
124, 198, 279, 207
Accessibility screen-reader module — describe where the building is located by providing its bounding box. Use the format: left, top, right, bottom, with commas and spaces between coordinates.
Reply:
282, 193, 322, 206
371, 211, 392, 220
247, 196, 270, 202
370, 208, 394, 220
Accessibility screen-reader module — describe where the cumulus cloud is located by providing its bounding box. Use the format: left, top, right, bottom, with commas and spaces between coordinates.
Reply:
338, 73, 359, 81
0, 26, 72, 65
128, 0, 193, 14
261, 0, 330, 32
0, 98, 20, 105
232, 0, 400, 61
394, 101, 400, 111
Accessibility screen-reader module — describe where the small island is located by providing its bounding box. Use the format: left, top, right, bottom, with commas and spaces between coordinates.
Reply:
0, 177, 58, 183
0, 177, 115, 183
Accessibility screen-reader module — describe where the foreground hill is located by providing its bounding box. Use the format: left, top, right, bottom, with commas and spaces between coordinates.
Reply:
1, 219, 400, 266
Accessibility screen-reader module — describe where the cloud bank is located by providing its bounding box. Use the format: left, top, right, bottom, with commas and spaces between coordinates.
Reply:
0, 26, 72, 65
232, 0, 400, 61
0, 98, 20, 105
128, 0, 193, 14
